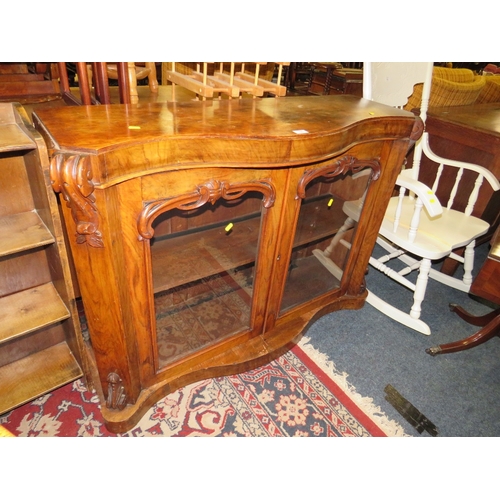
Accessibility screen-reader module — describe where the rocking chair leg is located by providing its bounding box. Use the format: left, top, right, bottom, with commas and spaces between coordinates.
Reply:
312, 216, 355, 282
323, 216, 355, 257
462, 240, 475, 286
410, 258, 431, 320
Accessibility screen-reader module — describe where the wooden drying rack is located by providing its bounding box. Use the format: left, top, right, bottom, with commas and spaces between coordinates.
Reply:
164, 62, 289, 99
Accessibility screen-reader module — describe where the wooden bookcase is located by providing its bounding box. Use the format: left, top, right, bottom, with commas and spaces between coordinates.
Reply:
0, 102, 89, 415
308, 63, 363, 97
34, 95, 421, 432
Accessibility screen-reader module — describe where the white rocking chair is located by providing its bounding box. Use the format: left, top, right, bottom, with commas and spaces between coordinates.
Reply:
316, 62, 500, 335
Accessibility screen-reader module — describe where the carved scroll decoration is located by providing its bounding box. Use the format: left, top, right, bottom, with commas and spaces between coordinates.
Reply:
50, 153, 103, 247
106, 372, 127, 410
138, 179, 276, 240
296, 156, 381, 200
410, 116, 424, 142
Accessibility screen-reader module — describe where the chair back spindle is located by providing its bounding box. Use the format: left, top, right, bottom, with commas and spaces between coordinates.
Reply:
430, 162, 444, 194
465, 174, 484, 216
447, 167, 464, 210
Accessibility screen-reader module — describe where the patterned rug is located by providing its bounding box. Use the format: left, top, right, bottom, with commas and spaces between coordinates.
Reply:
0, 337, 407, 437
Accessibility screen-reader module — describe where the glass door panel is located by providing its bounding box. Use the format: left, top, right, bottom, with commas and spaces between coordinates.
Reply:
280, 165, 372, 313
150, 193, 263, 369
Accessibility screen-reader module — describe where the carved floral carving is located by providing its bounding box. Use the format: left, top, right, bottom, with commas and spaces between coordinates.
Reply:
138, 179, 276, 240
50, 153, 103, 247
296, 156, 381, 199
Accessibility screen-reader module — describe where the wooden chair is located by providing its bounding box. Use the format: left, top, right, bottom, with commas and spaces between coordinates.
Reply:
58, 63, 158, 105
314, 62, 500, 335
58, 62, 131, 105
106, 63, 158, 104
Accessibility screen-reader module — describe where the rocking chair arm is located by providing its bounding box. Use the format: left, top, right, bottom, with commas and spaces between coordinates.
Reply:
397, 170, 443, 217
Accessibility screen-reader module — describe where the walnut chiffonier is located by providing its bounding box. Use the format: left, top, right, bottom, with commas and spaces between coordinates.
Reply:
33, 95, 421, 432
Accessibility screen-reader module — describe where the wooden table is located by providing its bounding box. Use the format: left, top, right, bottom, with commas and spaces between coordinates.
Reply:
33, 95, 420, 432
426, 226, 500, 355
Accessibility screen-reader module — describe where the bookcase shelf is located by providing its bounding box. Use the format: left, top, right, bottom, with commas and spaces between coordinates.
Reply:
0, 343, 82, 412
0, 103, 88, 415
0, 124, 36, 152
0, 282, 70, 344
0, 211, 55, 257
152, 195, 347, 294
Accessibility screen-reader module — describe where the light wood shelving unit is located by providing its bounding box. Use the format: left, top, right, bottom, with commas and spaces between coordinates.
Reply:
164, 62, 288, 99
0, 102, 88, 415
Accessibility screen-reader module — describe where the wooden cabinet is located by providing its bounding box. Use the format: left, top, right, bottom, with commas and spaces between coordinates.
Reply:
308, 63, 363, 97
0, 103, 89, 415
0, 64, 61, 104
33, 95, 421, 432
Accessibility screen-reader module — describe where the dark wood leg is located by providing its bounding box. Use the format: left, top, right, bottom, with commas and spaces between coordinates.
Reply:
324, 68, 333, 95
92, 63, 111, 105
449, 303, 500, 327
426, 309, 500, 356
287, 62, 296, 90
58, 62, 80, 106
76, 62, 92, 105
116, 63, 131, 105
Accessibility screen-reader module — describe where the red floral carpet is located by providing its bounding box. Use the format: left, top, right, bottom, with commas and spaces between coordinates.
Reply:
0, 338, 407, 437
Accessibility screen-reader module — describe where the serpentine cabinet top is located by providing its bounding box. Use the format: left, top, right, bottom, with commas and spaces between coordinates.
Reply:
33, 95, 421, 187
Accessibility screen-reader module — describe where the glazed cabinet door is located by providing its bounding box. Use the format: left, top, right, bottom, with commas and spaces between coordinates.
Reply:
125, 166, 288, 387
263, 149, 384, 328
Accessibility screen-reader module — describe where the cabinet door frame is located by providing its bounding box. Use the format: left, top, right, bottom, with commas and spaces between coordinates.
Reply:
121, 167, 286, 390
